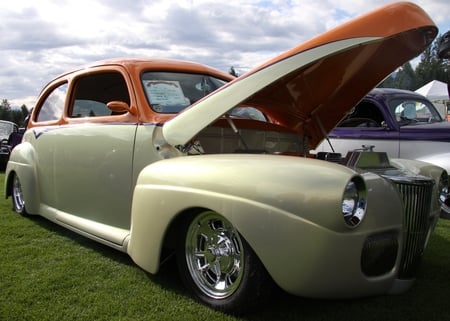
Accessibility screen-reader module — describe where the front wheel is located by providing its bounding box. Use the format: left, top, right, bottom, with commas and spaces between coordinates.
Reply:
176, 210, 272, 314
12, 173, 27, 215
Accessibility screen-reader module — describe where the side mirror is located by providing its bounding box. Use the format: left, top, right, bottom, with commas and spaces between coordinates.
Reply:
106, 101, 135, 115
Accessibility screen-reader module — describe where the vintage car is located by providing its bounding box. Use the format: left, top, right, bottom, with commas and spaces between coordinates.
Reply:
0, 120, 19, 170
314, 88, 450, 211
4, 2, 447, 314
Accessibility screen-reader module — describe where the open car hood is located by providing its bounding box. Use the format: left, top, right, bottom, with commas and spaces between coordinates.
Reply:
163, 2, 437, 151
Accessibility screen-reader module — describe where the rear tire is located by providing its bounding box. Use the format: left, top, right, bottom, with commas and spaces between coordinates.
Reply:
176, 210, 272, 314
12, 173, 27, 215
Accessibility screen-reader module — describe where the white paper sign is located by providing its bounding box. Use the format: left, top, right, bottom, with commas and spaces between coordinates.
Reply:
143, 80, 188, 106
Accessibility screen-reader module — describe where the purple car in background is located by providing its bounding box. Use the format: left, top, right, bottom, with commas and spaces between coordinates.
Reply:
315, 87, 450, 177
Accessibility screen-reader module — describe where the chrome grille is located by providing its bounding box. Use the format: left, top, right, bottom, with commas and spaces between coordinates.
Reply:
394, 179, 434, 279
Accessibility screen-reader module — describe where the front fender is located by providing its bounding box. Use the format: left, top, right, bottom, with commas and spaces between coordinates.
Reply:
127, 154, 398, 277
416, 152, 450, 176
5, 142, 40, 214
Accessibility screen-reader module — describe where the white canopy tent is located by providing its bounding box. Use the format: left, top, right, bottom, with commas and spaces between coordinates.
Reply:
415, 80, 449, 119
415, 80, 449, 100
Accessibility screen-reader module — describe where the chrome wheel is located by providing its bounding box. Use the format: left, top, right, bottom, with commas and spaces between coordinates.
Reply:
184, 211, 244, 299
12, 174, 26, 214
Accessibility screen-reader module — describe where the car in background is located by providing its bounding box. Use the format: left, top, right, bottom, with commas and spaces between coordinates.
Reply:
315, 88, 450, 174
0, 120, 19, 170
4, 2, 446, 314
314, 87, 450, 214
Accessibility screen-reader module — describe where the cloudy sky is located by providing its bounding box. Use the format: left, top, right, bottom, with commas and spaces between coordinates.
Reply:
1, 0, 449, 109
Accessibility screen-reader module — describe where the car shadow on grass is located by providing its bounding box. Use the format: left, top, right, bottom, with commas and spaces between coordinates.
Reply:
25, 213, 189, 294
27, 214, 133, 265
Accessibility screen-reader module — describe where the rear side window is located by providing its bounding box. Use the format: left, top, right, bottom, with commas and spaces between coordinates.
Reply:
36, 83, 68, 122
70, 72, 130, 118
389, 98, 443, 125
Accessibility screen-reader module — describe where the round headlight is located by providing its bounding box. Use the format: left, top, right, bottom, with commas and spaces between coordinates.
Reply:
342, 177, 367, 228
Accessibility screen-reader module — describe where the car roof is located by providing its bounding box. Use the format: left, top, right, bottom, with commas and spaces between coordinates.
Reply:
367, 88, 429, 100
0, 120, 18, 127
59, 57, 233, 80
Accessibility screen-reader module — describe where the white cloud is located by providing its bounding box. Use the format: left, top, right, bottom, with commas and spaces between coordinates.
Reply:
0, 0, 449, 109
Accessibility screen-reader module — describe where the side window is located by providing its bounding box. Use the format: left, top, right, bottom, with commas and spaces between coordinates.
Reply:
36, 83, 68, 122
390, 99, 442, 124
337, 102, 384, 127
70, 72, 130, 118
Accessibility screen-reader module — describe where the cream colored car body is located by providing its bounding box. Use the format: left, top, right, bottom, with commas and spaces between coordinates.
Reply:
9, 124, 443, 298
4, 1, 445, 306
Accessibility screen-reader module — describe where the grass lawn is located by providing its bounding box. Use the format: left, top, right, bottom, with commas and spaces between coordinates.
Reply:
1, 172, 450, 321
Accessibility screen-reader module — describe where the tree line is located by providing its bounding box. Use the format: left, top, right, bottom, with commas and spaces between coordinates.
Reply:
378, 33, 450, 91
0, 99, 29, 127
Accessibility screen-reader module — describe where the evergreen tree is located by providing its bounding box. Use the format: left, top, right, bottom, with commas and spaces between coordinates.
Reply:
0, 99, 29, 127
379, 62, 416, 90
379, 33, 450, 91
378, 74, 396, 88
0, 99, 11, 121
414, 33, 450, 89
17, 105, 29, 127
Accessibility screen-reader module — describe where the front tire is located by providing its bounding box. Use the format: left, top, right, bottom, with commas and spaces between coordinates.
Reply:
12, 173, 27, 215
176, 210, 272, 314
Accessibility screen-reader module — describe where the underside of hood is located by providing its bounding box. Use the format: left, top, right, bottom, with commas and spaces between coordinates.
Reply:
163, 2, 437, 151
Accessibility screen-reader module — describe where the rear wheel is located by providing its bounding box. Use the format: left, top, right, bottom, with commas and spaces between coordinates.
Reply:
176, 210, 272, 314
12, 173, 27, 215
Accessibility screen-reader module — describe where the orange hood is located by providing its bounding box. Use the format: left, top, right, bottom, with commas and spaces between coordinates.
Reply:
163, 2, 437, 150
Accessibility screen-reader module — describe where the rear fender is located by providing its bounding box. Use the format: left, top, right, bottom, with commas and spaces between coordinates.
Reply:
5, 142, 40, 214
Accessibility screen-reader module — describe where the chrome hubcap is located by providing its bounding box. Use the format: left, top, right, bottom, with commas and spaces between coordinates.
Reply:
185, 211, 244, 299
12, 175, 25, 212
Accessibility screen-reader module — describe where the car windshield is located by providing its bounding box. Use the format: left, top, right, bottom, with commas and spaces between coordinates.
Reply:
389, 98, 443, 126
141, 72, 227, 113
0, 122, 16, 140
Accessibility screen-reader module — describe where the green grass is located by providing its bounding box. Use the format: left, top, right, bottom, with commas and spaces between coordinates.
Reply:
1, 172, 450, 320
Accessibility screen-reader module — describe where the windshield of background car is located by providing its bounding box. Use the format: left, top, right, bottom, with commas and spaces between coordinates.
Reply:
141, 72, 227, 113
389, 98, 443, 125
0, 122, 16, 141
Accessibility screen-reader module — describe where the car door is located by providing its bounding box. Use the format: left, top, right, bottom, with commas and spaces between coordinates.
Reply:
34, 69, 138, 231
